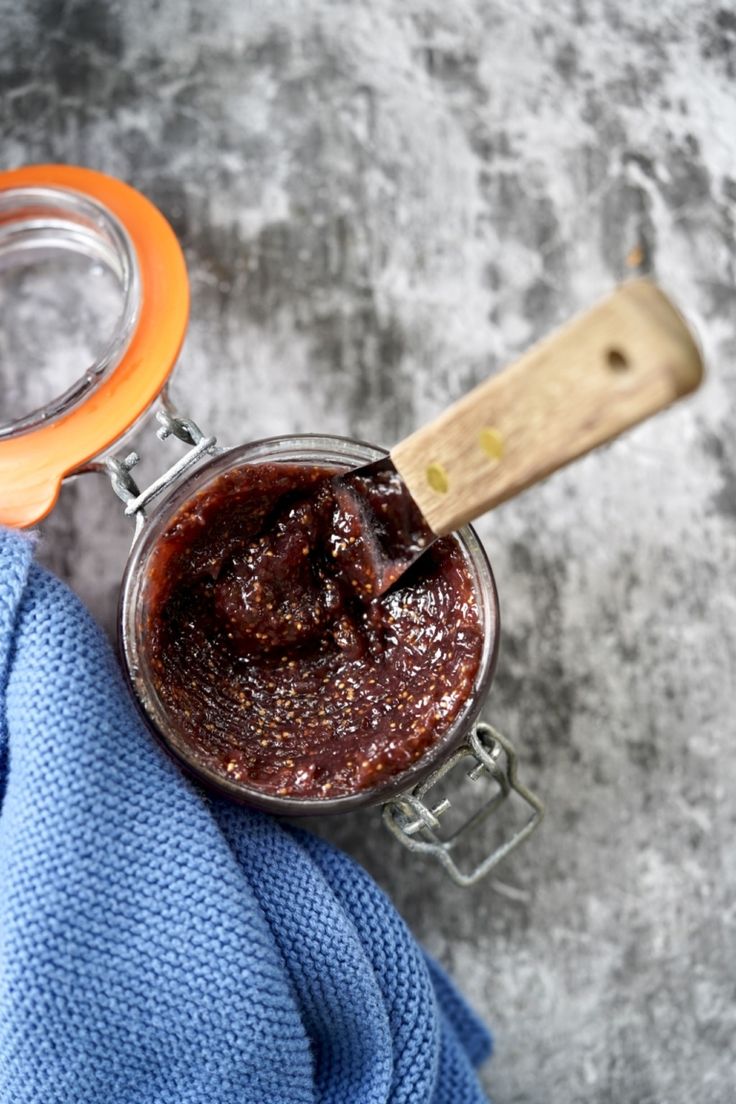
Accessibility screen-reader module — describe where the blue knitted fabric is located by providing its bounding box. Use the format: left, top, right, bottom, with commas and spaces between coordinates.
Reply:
0, 529, 491, 1103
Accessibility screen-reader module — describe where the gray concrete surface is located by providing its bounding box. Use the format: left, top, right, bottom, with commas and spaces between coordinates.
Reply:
2, 1, 736, 1100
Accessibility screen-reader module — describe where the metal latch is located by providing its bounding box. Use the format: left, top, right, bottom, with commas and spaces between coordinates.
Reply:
99, 388, 219, 535
382, 723, 544, 887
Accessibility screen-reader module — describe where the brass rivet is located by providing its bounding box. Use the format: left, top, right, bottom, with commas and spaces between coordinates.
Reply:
479, 426, 504, 461
426, 462, 449, 494
606, 347, 629, 371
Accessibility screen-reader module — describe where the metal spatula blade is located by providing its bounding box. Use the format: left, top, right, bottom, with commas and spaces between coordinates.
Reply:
330, 457, 435, 600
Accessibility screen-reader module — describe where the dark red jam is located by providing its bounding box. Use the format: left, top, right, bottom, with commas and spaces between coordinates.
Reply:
145, 461, 483, 799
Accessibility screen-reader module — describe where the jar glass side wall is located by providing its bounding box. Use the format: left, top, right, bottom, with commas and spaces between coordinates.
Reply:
0, 186, 141, 439
119, 434, 500, 815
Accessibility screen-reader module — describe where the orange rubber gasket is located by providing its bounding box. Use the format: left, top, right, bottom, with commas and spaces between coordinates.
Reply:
0, 164, 189, 528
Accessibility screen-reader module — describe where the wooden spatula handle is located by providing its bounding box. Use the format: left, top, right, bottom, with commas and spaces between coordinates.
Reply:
390, 279, 704, 536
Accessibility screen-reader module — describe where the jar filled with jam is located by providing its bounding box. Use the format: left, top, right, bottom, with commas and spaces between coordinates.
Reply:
121, 435, 500, 813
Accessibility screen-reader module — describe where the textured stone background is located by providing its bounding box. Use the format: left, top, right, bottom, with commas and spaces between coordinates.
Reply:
2, 1, 736, 1101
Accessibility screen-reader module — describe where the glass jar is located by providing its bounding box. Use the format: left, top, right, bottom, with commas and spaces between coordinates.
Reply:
0, 166, 543, 886
120, 434, 500, 814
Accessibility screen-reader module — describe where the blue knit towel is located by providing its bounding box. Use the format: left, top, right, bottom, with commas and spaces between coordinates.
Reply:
0, 529, 491, 1103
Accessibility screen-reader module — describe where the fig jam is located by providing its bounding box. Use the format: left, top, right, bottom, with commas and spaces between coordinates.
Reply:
145, 461, 483, 799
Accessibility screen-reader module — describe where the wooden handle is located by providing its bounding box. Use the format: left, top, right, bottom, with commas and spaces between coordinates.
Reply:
390, 279, 704, 536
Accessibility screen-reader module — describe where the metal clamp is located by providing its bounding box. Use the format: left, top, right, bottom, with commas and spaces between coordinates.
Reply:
102, 387, 219, 535
382, 723, 544, 887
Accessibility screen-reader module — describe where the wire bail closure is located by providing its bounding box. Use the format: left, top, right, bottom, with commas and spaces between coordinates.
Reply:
103, 391, 219, 536
382, 723, 544, 887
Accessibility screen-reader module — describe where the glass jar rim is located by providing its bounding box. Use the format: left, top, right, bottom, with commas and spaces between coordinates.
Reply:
119, 433, 501, 814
